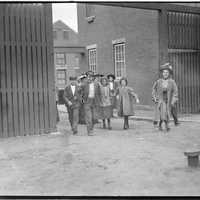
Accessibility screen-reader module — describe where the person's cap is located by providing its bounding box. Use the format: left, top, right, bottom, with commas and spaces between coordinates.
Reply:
69, 76, 77, 81
78, 74, 87, 80
107, 74, 116, 80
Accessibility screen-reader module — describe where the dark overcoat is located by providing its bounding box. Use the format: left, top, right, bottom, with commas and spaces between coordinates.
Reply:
63, 84, 82, 109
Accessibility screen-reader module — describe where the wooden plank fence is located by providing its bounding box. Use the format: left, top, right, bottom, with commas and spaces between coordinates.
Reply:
0, 3, 56, 138
168, 11, 200, 113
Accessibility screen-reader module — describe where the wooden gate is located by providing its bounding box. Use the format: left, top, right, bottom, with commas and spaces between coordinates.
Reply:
0, 4, 56, 137
168, 12, 200, 113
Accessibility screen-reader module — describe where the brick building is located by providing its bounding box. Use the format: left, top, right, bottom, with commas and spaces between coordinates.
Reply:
77, 3, 200, 113
53, 20, 85, 103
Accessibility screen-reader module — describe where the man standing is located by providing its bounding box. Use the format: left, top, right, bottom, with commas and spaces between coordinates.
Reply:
81, 74, 100, 136
168, 64, 180, 126
63, 76, 82, 135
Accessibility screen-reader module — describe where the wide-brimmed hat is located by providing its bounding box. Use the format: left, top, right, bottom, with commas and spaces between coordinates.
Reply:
160, 63, 173, 73
107, 74, 115, 80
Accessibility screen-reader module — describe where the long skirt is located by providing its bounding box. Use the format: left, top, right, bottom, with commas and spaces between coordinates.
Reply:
98, 106, 113, 119
159, 102, 170, 121
79, 103, 86, 124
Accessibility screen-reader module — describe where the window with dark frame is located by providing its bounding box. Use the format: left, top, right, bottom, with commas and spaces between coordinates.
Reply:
88, 48, 97, 73
63, 30, 69, 40
85, 4, 95, 17
113, 43, 126, 78
55, 53, 65, 65
56, 69, 66, 85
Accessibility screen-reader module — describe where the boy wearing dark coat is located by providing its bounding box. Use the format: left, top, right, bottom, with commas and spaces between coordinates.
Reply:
63, 76, 82, 135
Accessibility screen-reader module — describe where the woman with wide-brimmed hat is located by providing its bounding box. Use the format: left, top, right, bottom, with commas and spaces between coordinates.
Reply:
152, 62, 178, 131
116, 77, 140, 130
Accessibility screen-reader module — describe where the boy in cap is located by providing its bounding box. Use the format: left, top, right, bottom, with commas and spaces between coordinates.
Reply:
63, 76, 82, 135
81, 73, 101, 135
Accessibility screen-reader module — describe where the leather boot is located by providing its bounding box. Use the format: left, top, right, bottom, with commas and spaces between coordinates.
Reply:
103, 119, 106, 129
159, 120, 163, 131
165, 120, 170, 131
107, 119, 112, 130
126, 117, 129, 129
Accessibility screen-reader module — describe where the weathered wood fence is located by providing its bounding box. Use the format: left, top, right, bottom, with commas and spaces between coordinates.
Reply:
168, 12, 200, 113
0, 4, 56, 137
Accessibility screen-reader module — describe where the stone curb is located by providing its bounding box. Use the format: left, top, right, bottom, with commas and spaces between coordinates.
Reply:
58, 109, 200, 123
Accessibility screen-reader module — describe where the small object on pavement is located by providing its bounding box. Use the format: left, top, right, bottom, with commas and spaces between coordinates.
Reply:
184, 150, 200, 167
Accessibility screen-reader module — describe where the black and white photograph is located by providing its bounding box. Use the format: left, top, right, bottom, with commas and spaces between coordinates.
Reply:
0, 0, 200, 196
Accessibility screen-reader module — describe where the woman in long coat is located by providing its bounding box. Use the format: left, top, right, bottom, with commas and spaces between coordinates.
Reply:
116, 77, 140, 129
152, 64, 178, 131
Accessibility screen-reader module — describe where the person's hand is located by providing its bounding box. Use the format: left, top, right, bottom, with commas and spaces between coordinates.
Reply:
68, 101, 73, 106
136, 98, 140, 104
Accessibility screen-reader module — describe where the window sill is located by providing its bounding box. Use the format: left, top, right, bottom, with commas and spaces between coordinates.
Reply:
86, 16, 96, 23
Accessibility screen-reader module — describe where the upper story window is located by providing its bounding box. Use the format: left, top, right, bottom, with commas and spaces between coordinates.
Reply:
63, 30, 69, 40
113, 42, 126, 79
85, 4, 95, 23
85, 4, 95, 17
55, 53, 65, 65
88, 48, 97, 73
56, 69, 67, 86
53, 30, 57, 39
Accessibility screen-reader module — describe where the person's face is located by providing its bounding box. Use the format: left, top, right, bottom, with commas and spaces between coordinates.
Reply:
108, 77, 113, 82
121, 80, 126, 87
94, 77, 99, 82
162, 70, 169, 79
69, 80, 76, 85
88, 76, 93, 83
102, 79, 107, 86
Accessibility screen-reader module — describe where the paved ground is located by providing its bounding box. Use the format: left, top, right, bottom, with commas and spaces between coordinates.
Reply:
0, 110, 200, 195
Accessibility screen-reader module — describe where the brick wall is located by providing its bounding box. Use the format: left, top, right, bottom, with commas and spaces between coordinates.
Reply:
77, 4, 159, 106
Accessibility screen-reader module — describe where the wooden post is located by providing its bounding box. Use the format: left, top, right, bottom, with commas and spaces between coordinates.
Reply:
159, 9, 169, 68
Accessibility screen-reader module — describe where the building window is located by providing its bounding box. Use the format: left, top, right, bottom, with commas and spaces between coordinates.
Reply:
53, 30, 57, 39
63, 30, 69, 40
55, 53, 65, 65
56, 69, 66, 85
114, 43, 126, 78
88, 48, 97, 73
85, 4, 95, 17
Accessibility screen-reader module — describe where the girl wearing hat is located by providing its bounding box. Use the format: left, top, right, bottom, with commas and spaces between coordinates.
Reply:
107, 74, 118, 112
152, 63, 178, 131
116, 77, 140, 130
98, 77, 113, 129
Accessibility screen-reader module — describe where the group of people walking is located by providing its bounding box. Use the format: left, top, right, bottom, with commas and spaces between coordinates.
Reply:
62, 62, 179, 136
63, 71, 140, 136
